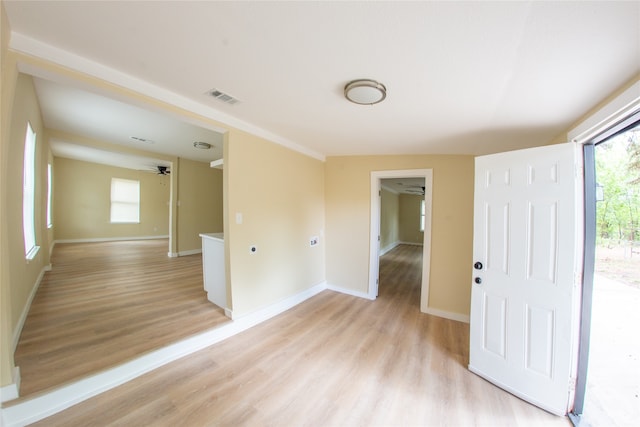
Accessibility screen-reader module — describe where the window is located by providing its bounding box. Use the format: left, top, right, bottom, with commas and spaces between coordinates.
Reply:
23, 122, 38, 259
110, 178, 140, 223
420, 199, 425, 232
47, 163, 53, 228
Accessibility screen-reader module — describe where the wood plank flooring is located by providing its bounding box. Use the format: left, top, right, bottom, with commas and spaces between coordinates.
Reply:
13, 240, 229, 399
31, 244, 570, 426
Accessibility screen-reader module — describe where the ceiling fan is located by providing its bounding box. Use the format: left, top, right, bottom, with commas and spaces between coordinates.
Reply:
155, 165, 170, 175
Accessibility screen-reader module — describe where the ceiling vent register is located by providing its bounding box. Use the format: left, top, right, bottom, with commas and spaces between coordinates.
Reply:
207, 89, 240, 105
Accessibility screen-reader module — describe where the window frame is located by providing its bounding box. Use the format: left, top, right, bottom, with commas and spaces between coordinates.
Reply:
47, 163, 53, 229
23, 122, 39, 259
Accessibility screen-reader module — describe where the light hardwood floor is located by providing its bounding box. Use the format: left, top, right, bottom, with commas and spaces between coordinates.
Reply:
12, 239, 229, 399
31, 244, 570, 426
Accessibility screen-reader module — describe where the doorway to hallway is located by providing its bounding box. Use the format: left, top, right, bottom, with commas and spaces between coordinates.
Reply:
369, 169, 432, 312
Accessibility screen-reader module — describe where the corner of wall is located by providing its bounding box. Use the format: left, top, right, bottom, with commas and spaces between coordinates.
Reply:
0, 367, 20, 403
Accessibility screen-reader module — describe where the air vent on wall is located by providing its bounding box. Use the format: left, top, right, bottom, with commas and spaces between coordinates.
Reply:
207, 89, 240, 105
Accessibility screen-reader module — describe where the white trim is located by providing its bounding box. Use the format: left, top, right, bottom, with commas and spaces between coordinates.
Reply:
177, 249, 202, 257
0, 367, 21, 404
11, 32, 325, 162
13, 265, 51, 352
423, 307, 470, 324
398, 241, 423, 247
0, 282, 326, 427
167, 252, 179, 258
54, 235, 169, 244
379, 241, 399, 257
568, 80, 640, 144
326, 283, 374, 300
379, 241, 423, 256
369, 169, 433, 306
24, 246, 40, 261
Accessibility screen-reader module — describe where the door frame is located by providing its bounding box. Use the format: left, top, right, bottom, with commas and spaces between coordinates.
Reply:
570, 111, 640, 422
369, 169, 433, 311
565, 80, 640, 423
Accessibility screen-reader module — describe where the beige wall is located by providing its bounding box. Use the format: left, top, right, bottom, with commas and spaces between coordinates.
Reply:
53, 157, 171, 241
7, 73, 52, 330
176, 157, 223, 253
1, 0, 18, 387
380, 188, 399, 251
399, 194, 424, 244
325, 155, 474, 317
225, 129, 325, 317
1, 63, 53, 386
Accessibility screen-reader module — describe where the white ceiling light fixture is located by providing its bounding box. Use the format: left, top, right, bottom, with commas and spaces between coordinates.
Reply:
193, 141, 212, 149
344, 79, 387, 105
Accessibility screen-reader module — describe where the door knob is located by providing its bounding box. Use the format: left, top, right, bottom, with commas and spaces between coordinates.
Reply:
474, 262, 483, 270
474, 277, 482, 284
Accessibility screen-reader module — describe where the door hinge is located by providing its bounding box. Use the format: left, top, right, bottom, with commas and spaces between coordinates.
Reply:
574, 272, 583, 288
378, 235, 381, 241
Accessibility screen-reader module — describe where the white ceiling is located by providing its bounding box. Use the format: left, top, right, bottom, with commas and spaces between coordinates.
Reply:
34, 77, 224, 171
4, 1, 640, 163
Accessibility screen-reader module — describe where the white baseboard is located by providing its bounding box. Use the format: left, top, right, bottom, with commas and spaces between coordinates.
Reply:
0, 281, 327, 427
398, 241, 424, 247
326, 283, 374, 300
177, 249, 202, 256
13, 265, 50, 352
55, 235, 169, 244
379, 242, 398, 256
379, 241, 423, 256
0, 367, 20, 404
423, 307, 470, 323
167, 252, 178, 258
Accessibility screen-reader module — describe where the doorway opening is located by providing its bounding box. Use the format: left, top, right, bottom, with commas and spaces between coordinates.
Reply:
369, 169, 433, 312
581, 122, 640, 426
573, 114, 640, 425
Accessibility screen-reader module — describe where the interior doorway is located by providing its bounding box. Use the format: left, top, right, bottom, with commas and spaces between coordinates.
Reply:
369, 169, 433, 311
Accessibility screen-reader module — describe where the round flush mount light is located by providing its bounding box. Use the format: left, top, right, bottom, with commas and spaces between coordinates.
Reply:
344, 79, 387, 105
193, 141, 212, 150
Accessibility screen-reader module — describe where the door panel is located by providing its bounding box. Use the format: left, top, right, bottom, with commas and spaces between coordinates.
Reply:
469, 142, 582, 416
526, 201, 558, 282
483, 293, 507, 358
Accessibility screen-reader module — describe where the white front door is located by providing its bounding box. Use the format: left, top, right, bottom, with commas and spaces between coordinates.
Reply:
469, 142, 583, 415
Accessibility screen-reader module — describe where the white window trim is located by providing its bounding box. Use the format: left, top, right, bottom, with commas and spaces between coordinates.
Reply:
47, 163, 53, 229
23, 122, 39, 260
